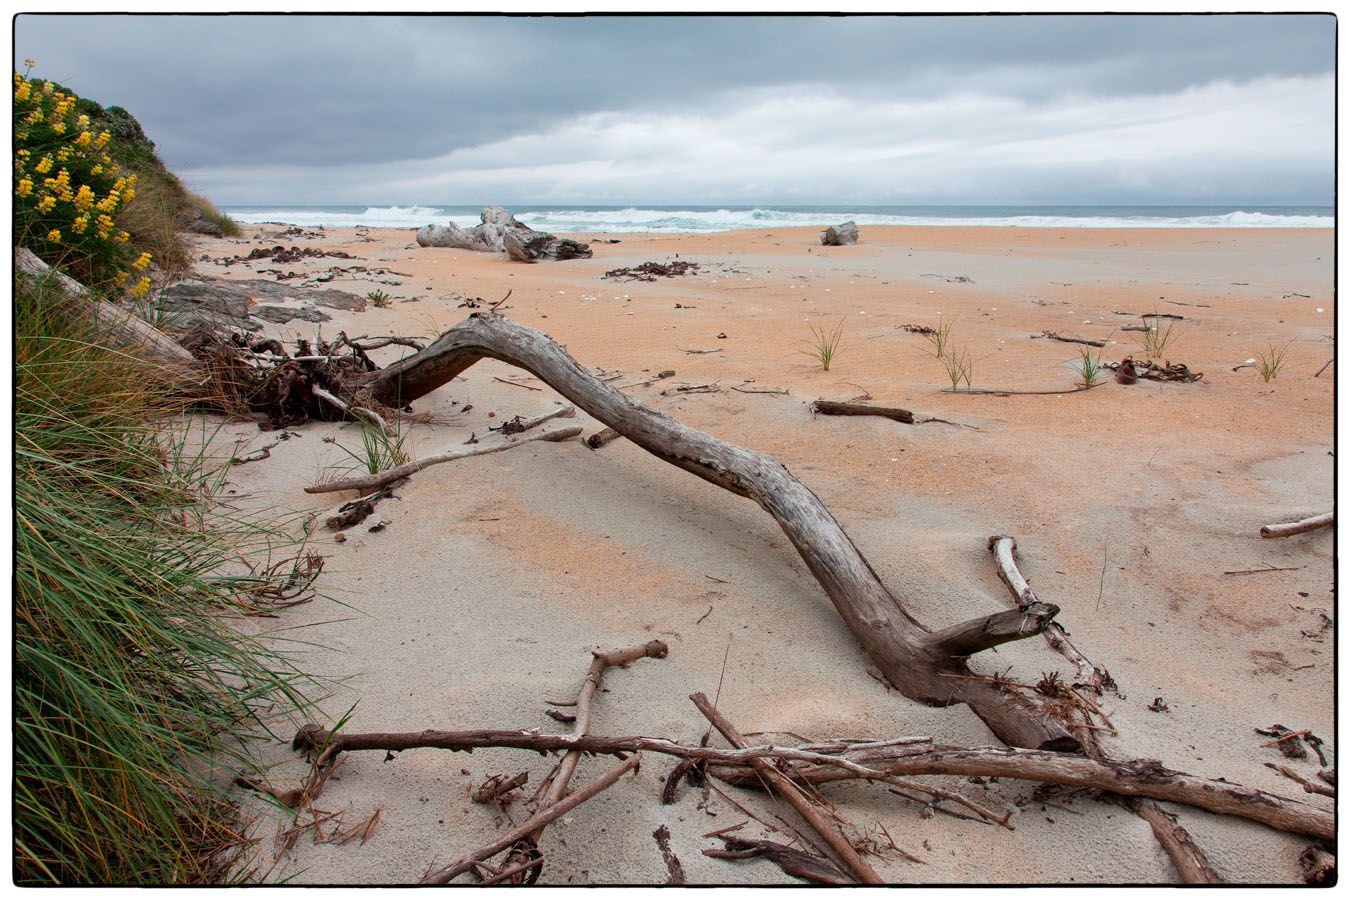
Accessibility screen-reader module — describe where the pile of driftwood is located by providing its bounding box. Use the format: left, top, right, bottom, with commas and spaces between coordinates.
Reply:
20, 249, 1332, 884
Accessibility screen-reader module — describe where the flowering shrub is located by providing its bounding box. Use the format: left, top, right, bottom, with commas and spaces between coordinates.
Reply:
14, 61, 150, 295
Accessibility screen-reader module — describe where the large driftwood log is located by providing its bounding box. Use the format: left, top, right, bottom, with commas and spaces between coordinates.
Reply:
502, 228, 593, 263
416, 205, 529, 252
355, 313, 1076, 751
820, 222, 859, 246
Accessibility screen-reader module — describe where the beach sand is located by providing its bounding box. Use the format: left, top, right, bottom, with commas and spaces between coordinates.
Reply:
195, 222, 1334, 884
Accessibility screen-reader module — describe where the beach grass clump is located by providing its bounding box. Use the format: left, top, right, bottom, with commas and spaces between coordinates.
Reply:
14, 60, 149, 294
367, 289, 393, 308
332, 420, 413, 476
924, 318, 953, 359
940, 344, 974, 390
802, 317, 845, 371
1255, 341, 1292, 382
184, 187, 242, 237
15, 271, 314, 884
1137, 313, 1180, 359
1074, 347, 1103, 388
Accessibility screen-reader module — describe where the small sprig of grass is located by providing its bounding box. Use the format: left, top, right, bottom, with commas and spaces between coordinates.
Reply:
330, 420, 411, 476
941, 344, 974, 390
1137, 312, 1179, 359
1255, 341, 1292, 382
801, 317, 845, 372
1074, 347, 1103, 388
925, 318, 952, 359
366, 289, 392, 309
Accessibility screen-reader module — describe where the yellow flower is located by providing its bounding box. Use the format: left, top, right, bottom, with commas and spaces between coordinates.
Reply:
16, 178, 33, 196
94, 131, 111, 148
129, 276, 151, 298
14, 81, 30, 101
132, 251, 152, 270
113, 270, 128, 286
42, 81, 54, 95
71, 214, 88, 234
77, 113, 90, 127
51, 122, 66, 134
90, 164, 103, 175
33, 155, 52, 174
37, 196, 56, 212
47, 228, 61, 241
74, 184, 95, 209
116, 230, 130, 243
123, 188, 136, 202
75, 130, 91, 147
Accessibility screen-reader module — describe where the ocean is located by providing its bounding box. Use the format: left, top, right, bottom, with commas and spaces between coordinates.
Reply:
220, 204, 1333, 233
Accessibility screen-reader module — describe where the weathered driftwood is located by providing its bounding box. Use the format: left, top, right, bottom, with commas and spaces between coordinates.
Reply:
585, 426, 622, 449
416, 206, 529, 253
691, 692, 884, 884
503, 228, 593, 263
305, 420, 581, 495
811, 399, 915, 424
15, 247, 208, 391
710, 745, 1333, 841
354, 313, 1076, 751
652, 825, 685, 885
988, 536, 1214, 883
291, 723, 1332, 840
419, 753, 641, 884
820, 221, 859, 246
1118, 797, 1220, 884
531, 641, 668, 841
1260, 512, 1333, 538
705, 837, 850, 885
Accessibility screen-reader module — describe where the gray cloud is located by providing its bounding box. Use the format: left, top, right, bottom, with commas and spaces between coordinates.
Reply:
14, 13, 1335, 204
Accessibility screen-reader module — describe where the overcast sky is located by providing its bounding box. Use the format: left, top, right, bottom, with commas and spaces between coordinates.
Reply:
13, 14, 1336, 206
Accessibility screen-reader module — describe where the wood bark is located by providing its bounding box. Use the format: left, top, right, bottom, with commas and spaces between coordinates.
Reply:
1299, 843, 1336, 885
1260, 512, 1333, 538
691, 692, 884, 884
354, 312, 1077, 751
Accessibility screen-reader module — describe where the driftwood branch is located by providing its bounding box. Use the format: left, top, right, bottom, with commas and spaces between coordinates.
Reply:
419, 753, 640, 884
1036, 331, 1106, 348
1117, 797, 1220, 884
353, 313, 1077, 751
1260, 512, 1333, 538
690, 692, 884, 884
532, 641, 668, 840
705, 837, 850, 884
927, 603, 1060, 657
305, 421, 581, 494
288, 725, 1331, 840
810, 399, 914, 423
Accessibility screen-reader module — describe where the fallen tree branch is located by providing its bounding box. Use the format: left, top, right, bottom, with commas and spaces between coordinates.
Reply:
585, 426, 621, 449
419, 753, 641, 884
355, 312, 1078, 750
811, 399, 914, 423
1260, 512, 1333, 539
927, 603, 1061, 657
304, 421, 581, 494
943, 384, 1099, 396
288, 724, 1331, 839
1117, 797, 1220, 883
690, 692, 884, 884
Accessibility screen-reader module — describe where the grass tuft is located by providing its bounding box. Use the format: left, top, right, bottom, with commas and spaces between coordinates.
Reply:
15, 270, 315, 884
1255, 341, 1292, 382
366, 289, 392, 309
1074, 347, 1103, 388
801, 317, 845, 371
1137, 312, 1180, 359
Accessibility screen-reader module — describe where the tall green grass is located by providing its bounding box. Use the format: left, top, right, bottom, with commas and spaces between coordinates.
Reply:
15, 271, 313, 884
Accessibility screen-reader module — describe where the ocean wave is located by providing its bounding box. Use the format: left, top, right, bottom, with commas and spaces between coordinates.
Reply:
224, 205, 1333, 232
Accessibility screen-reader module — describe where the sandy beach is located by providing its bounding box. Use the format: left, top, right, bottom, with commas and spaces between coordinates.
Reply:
197, 222, 1333, 885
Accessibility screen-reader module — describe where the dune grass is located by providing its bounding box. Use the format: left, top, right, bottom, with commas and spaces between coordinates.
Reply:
15, 272, 314, 884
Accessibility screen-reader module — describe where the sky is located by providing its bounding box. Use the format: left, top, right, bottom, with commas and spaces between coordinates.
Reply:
12, 13, 1336, 206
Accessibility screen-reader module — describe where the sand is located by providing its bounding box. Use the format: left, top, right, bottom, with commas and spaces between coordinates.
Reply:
194, 222, 1334, 885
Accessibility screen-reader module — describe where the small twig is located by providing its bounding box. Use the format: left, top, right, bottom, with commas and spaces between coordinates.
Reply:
1263, 730, 1312, 748
1314, 358, 1334, 378
1223, 564, 1303, 576
493, 376, 543, 391
702, 820, 749, 838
